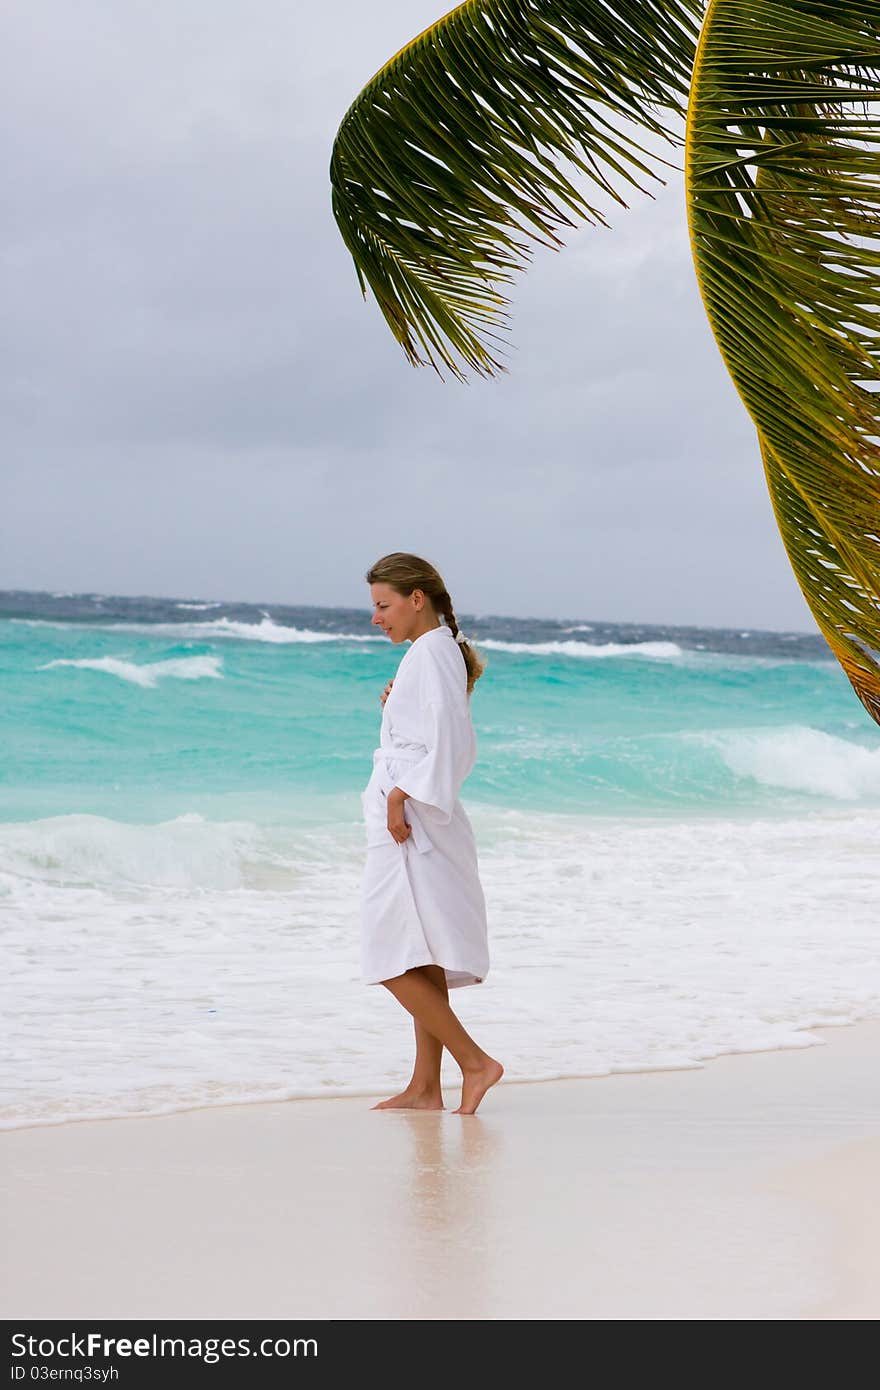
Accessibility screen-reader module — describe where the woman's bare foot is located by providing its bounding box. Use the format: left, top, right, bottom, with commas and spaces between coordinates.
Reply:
453, 1058, 504, 1115
371, 1084, 444, 1111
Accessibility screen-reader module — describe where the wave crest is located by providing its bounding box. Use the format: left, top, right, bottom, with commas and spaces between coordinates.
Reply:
19, 617, 379, 645
714, 725, 880, 801
0, 813, 285, 889
38, 655, 223, 688
480, 637, 682, 660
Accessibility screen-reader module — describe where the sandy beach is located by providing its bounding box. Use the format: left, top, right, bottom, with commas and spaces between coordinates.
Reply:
3, 1020, 880, 1321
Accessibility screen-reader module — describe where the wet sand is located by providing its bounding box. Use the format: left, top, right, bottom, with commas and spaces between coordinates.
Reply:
3, 1020, 879, 1319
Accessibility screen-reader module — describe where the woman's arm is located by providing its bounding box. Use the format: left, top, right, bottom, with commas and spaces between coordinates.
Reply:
390, 697, 471, 823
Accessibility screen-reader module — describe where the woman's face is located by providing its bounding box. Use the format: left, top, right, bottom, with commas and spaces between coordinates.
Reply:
370, 582, 421, 643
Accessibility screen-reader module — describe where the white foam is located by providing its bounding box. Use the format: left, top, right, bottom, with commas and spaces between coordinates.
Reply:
6, 621, 833, 668
480, 638, 683, 660
0, 812, 287, 889
3, 806, 880, 1128
165, 616, 354, 644
16, 617, 381, 645
713, 725, 880, 801
13, 618, 679, 657
175, 601, 223, 611
37, 654, 223, 688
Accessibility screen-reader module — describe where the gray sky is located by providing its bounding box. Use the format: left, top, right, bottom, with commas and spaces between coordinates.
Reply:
2, 1, 817, 631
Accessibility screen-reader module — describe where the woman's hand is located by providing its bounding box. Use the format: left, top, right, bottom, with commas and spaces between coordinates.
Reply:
387, 787, 411, 844
380, 677, 394, 707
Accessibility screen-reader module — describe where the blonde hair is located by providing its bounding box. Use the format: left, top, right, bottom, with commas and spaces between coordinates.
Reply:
366, 551, 487, 694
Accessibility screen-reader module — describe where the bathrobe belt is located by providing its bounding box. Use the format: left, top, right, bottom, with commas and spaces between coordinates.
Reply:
372, 746, 433, 854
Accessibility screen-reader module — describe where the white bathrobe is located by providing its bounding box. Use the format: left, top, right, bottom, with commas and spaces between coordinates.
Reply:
359, 624, 489, 989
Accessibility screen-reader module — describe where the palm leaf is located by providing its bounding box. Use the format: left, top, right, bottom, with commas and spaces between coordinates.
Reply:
330, 0, 880, 726
687, 0, 880, 722
330, 0, 703, 379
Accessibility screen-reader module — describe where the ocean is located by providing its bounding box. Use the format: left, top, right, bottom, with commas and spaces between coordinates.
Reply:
2, 588, 879, 1128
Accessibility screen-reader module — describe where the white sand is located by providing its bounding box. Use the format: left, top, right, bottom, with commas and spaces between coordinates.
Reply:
3, 1021, 880, 1320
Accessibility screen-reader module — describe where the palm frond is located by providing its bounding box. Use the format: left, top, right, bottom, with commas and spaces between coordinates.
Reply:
330, 0, 703, 379
686, 0, 880, 721
331, 0, 880, 726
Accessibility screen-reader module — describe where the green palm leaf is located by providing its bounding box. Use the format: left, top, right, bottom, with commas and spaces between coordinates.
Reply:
330, 0, 880, 725
687, 0, 880, 721
331, 0, 703, 378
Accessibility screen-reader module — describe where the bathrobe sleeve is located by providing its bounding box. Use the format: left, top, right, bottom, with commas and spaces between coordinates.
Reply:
392, 650, 474, 823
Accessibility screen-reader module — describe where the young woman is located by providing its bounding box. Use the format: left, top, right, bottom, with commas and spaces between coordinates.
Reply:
361, 552, 503, 1115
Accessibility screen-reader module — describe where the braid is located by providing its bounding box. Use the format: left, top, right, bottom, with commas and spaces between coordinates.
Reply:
438, 590, 485, 696
439, 591, 465, 644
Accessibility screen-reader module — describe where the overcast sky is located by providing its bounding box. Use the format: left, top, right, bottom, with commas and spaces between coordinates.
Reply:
2, 1, 818, 631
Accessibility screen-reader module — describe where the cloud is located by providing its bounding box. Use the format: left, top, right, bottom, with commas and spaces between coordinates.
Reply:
0, 1, 816, 629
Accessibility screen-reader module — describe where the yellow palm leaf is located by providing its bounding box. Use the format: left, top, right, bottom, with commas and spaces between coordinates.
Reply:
687, 0, 880, 722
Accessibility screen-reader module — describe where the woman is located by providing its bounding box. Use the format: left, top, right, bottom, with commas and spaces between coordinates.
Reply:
360, 552, 503, 1115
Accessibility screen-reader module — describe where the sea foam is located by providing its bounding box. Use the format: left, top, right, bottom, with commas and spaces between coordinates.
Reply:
0, 812, 276, 889
480, 638, 683, 659
19, 617, 379, 645
3, 805, 880, 1129
713, 725, 880, 801
38, 654, 223, 687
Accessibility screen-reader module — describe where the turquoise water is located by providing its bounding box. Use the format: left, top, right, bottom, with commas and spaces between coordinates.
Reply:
2, 595, 877, 824
3, 591, 880, 1129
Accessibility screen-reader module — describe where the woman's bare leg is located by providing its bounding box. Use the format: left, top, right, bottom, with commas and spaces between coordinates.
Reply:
379, 966, 503, 1115
372, 965, 447, 1110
